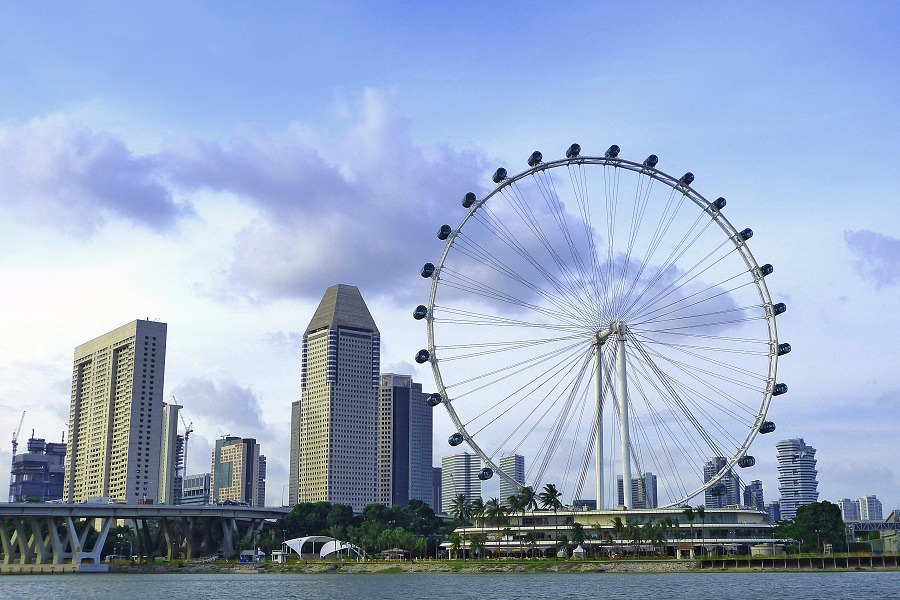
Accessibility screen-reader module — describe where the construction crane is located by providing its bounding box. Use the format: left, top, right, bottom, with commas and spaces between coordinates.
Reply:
179, 412, 193, 477
11, 411, 25, 459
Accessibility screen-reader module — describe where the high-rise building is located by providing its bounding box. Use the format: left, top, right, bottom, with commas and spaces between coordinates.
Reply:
158, 402, 183, 505
743, 480, 765, 511
499, 454, 525, 503
441, 452, 482, 514
288, 399, 300, 506
378, 373, 433, 508
616, 472, 658, 508
432, 467, 442, 514
64, 319, 167, 503
858, 495, 883, 521
704, 457, 741, 508
181, 473, 210, 505
210, 436, 265, 506
9, 434, 66, 502
776, 438, 818, 521
292, 284, 380, 512
766, 500, 781, 522
838, 498, 860, 521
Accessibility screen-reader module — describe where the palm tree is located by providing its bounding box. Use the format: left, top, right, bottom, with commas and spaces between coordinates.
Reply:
449, 532, 462, 560
570, 522, 586, 557
469, 534, 485, 559
470, 497, 485, 527
611, 516, 627, 557
484, 498, 507, 558
682, 507, 696, 557
448, 494, 472, 524
523, 530, 538, 558
696, 506, 706, 557
520, 486, 538, 513
539, 483, 563, 548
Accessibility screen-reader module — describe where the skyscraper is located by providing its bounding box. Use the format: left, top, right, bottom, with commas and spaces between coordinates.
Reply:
776, 438, 818, 521
441, 452, 482, 514
838, 498, 860, 521
291, 284, 381, 511
616, 472, 658, 508
9, 433, 66, 502
378, 373, 433, 508
743, 480, 765, 511
858, 495, 883, 521
704, 457, 741, 508
64, 319, 167, 503
158, 402, 183, 505
210, 436, 265, 506
499, 454, 525, 503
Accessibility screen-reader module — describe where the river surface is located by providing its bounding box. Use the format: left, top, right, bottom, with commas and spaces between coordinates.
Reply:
2, 571, 899, 599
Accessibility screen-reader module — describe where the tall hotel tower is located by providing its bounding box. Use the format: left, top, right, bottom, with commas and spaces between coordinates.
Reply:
291, 284, 380, 512
64, 319, 167, 503
378, 373, 433, 508
776, 438, 818, 521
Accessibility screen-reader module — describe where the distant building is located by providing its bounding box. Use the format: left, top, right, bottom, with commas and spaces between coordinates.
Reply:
378, 373, 433, 508
210, 436, 265, 506
432, 467, 442, 514
776, 438, 818, 521
181, 473, 210, 505
838, 498, 860, 522
573, 499, 597, 510
441, 452, 481, 514
766, 500, 781, 522
292, 284, 380, 512
9, 434, 66, 502
498, 455, 525, 503
158, 402, 183, 505
743, 480, 765, 511
64, 319, 167, 503
617, 472, 658, 508
858, 495, 883, 521
704, 457, 741, 508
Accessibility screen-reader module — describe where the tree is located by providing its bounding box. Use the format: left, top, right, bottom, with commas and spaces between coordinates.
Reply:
570, 521, 586, 553
775, 501, 846, 553
682, 506, 696, 553
449, 532, 462, 559
448, 494, 472, 524
611, 516, 627, 557
696, 506, 706, 557
469, 534, 486, 559
523, 530, 538, 558
520, 486, 538, 512
539, 483, 563, 548
484, 498, 507, 558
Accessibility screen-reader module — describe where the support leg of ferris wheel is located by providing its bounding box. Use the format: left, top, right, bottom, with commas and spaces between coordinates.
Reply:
618, 322, 633, 509
593, 334, 603, 510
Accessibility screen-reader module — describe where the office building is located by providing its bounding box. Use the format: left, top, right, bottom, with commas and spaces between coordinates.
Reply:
838, 498, 860, 522
766, 500, 781, 522
432, 467, 442, 514
288, 400, 300, 506
210, 436, 265, 506
704, 457, 741, 508
378, 373, 433, 508
858, 495, 883, 521
743, 480, 765, 511
776, 438, 818, 521
9, 434, 66, 502
617, 472, 658, 509
441, 452, 482, 513
64, 319, 167, 503
181, 473, 210, 505
158, 402, 183, 505
499, 454, 525, 503
292, 284, 380, 512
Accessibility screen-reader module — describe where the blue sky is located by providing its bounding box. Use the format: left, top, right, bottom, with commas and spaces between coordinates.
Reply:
0, 2, 897, 510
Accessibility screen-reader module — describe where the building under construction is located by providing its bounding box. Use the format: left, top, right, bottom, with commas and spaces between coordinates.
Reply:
9, 433, 66, 502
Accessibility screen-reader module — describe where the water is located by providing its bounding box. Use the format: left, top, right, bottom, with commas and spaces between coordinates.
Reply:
1, 572, 898, 599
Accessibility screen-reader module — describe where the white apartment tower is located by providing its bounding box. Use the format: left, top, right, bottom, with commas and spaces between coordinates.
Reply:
777, 438, 818, 521
498, 454, 525, 503
293, 284, 380, 512
838, 498, 860, 521
64, 319, 167, 503
157, 402, 183, 504
441, 452, 482, 513
378, 373, 433, 508
858, 495, 883, 521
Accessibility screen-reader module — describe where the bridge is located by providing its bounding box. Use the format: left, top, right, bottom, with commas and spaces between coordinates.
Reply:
0, 503, 290, 569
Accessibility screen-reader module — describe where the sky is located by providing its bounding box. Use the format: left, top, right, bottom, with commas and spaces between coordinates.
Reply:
0, 1, 897, 511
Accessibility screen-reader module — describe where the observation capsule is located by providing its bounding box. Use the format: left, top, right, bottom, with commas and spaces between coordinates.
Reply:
605, 145, 620, 158
492, 168, 508, 183
772, 383, 788, 396
759, 421, 777, 434
777, 343, 791, 356
679, 172, 695, 185
427, 393, 443, 407
421, 263, 435, 278
712, 197, 727, 210
566, 143, 581, 158
413, 305, 428, 320
462, 192, 476, 208
739, 456, 756, 468
528, 151, 543, 167
415, 349, 430, 364
438, 224, 452, 240
448, 432, 464, 446
643, 154, 659, 168
478, 468, 493, 481
739, 228, 753, 241
772, 302, 787, 316
759, 264, 774, 277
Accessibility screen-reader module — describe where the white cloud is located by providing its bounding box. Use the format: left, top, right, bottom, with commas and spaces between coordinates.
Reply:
845, 229, 900, 289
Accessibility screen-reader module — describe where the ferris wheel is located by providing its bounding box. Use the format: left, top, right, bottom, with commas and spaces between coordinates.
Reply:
414, 144, 788, 509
